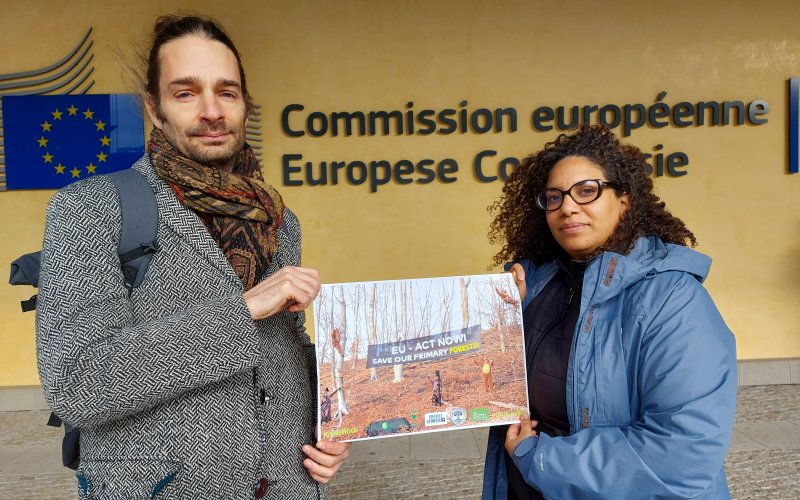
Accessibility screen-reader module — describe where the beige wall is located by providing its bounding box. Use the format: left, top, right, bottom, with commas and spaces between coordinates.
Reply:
1, 0, 799, 386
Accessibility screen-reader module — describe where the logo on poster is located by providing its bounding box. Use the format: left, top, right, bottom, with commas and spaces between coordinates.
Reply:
470, 407, 490, 422
449, 407, 467, 425
424, 412, 449, 426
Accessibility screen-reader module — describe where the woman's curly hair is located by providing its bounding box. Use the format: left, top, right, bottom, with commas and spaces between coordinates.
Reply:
488, 126, 696, 267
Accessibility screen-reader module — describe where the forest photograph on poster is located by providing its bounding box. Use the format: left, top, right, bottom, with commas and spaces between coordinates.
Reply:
313, 273, 528, 442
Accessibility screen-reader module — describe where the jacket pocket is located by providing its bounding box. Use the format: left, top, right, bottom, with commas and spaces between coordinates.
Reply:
591, 318, 635, 426
76, 458, 180, 500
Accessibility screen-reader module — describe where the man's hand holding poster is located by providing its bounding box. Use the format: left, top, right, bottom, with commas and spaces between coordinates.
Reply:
313, 273, 529, 442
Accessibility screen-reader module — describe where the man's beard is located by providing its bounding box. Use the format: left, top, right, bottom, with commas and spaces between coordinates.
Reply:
183, 122, 246, 165
157, 111, 246, 168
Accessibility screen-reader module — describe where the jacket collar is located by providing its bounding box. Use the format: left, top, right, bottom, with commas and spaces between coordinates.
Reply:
522, 236, 712, 307
131, 155, 241, 286
584, 236, 711, 305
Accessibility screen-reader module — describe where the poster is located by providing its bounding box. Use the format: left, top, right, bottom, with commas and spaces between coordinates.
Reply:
313, 273, 528, 442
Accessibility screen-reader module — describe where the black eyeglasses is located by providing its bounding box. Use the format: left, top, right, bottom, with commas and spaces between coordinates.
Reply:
535, 179, 621, 211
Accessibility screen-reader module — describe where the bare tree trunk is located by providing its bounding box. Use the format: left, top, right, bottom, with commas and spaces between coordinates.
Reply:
331, 291, 350, 423
393, 282, 406, 383
418, 286, 433, 336
408, 284, 415, 337
368, 283, 379, 382
440, 282, 453, 333
490, 287, 506, 352
490, 287, 499, 328
498, 294, 507, 352
316, 289, 331, 366
460, 277, 471, 328
331, 329, 350, 424
500, 323, 507, 352
351, 285, 361, 370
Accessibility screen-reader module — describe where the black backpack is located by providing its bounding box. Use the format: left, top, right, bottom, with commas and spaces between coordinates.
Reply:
9, 168, 159, 470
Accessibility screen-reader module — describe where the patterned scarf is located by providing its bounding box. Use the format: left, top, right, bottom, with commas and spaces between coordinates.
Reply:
148, 128, 284, 291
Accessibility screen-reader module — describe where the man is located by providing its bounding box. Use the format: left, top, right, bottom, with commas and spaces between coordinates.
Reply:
430, 369, 443, 406
36, 15, 349, 499
474, 356, 494, 391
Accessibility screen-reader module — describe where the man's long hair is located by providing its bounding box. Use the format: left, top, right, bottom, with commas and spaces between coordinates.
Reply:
144, 15, 254, 114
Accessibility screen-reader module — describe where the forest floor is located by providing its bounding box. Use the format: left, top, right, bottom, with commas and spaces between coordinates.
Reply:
319, 324, 528, 441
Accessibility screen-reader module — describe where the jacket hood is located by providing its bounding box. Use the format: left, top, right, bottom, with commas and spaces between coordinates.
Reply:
584, 236, 711, 306
518, 236, 711, 309
613, 235, 710, 284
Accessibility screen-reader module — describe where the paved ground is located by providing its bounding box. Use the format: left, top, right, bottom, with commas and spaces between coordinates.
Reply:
1, 385, 798, 499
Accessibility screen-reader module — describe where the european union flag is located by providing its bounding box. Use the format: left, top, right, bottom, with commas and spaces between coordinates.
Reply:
1, 94, 145, 190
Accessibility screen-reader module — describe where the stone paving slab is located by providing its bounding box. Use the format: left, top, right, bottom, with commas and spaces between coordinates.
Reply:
0, 474, 76, 500
726, 450, 800, 499
734, 421, 800, 450
407, 428, 481, 459
331, 459, 484, 500
0, 410, 63, 447
735, 385, 800, 422
0, 443, 64, 475
0, 385, 798, 499
729, 428, 768, 452
347, 435, 411, 462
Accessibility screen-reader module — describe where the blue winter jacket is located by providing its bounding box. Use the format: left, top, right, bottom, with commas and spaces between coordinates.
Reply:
482, 236, 737, 499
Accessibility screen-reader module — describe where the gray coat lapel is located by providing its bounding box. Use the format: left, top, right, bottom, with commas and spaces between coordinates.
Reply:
131, 156, 240, 285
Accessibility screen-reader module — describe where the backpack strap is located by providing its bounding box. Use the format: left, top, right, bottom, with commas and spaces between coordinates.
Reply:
9, 251, 41, 311
106, 168, 159, 291
9, 169, 160, 311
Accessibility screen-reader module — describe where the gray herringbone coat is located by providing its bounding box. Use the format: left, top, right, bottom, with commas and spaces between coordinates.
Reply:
36, 156, 326, 499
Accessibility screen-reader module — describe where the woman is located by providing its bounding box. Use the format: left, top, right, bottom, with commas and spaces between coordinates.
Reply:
482, 126, 737, 499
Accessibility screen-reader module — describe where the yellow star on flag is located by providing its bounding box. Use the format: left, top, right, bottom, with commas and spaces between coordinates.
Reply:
83, 108, 94, 120
37, 136, 48, 148
41, 120, 52, 132
100, 135, 111, 146
52, 109, 63, 120
43, 152, 54, 163
95, 120, 106, 131
70, 167, 81, 178
55, 164, 66, 174
67, 105, 78, 116
96, 151, 108, 162
86, 163, 97, 174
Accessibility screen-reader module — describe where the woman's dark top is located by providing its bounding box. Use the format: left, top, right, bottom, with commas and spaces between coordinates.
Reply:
506, 259, 588, 499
